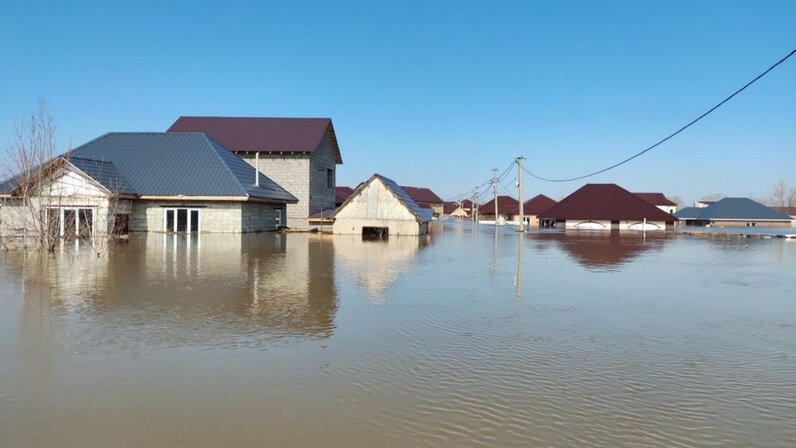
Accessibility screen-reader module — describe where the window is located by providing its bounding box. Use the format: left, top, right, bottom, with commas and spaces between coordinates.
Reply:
362, 226, 389, 239
163, 208, 200, 233
327, 168, 334, 189
47, 207, 95, 239
274, 209, 282, 228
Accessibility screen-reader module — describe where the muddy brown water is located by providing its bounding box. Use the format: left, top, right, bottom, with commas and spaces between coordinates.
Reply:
1, 223, 795, 447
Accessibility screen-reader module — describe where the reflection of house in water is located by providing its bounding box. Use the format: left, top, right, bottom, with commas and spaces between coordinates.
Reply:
332, 235, 429, 302
12, 233, 339, 351
530, 232, 669, 270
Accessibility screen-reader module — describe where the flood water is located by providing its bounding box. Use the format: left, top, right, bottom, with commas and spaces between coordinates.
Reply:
1, 222, 795, 447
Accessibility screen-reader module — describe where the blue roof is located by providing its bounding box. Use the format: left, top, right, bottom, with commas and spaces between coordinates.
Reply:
68, 133, 297, 202
332, 173, 433, 222
675, 198, 791, 221
68, 157, 136, 195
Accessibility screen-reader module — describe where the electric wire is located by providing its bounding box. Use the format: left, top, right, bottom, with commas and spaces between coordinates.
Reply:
520, 47, 796, 183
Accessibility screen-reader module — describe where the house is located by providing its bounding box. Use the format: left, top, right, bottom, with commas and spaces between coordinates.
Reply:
0, 133, 297, 238
634, 192, 678, 215
514, 194, 558, 228
167, 116, 342, 230
443, 201, 469, 218
400, 186, 444, 218
335, 186, 354, 206
674, 198, 792, 227
478, 195, 520, 223
773, 207, 796, 224
538, 184, 677, 230
330, 174, 433, 236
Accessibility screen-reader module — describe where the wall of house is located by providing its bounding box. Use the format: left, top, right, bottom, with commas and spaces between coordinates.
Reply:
130, 200, 286, 233
239, 153, 310, 229
308, 133, 337, 223
333, 179, 427, 236
0, 166, 130, 241
655, 204, 678, 215
707, 220, 791, 228
558, 219, 671, 231
239, 133, 337, 230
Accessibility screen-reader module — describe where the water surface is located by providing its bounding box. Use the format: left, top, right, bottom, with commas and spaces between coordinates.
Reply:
1, 223, 795, 447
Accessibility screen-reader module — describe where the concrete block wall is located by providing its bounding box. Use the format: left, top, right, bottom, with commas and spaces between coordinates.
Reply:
241, 203, 285, 232
239, 133, 337, 230
240, 154, 310, 229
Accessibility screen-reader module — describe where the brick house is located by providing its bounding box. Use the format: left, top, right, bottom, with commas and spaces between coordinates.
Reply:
0, 133, 297, 237
168, 117, 342, 230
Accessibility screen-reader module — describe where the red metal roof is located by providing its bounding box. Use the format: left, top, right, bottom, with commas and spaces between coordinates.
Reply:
517, 194, 558, 215
539, 184, 677, 222
400, 186, 444, 204
480, 195, 519, 214
774, 207, 796, 216
167, 116, 342, 163
335, 186, 354, 204
634, 192, 677, 206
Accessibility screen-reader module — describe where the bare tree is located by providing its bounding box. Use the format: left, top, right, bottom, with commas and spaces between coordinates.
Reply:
700, 193, 724, 202
1, 102, 126, 255
788, 186, 796, 208
668, 195, 684, 208
771, 180, 789, 207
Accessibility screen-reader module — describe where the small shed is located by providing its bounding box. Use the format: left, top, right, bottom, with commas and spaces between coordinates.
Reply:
331, 174, 433, 236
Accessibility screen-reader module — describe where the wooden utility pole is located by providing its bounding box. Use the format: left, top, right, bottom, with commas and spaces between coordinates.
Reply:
492, 168, 499, 223
517, 156, 526, 232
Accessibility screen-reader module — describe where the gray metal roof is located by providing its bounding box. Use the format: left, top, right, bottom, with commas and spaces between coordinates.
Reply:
69, 132, 297, 203
675, 198, 791, 221
331, 173, 433, 222
673, 207, 703, 220
68, 157, 136, 195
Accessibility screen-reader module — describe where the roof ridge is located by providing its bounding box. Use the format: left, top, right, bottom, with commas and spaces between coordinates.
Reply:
199, 134, 250, 197
176, 116, 332, 121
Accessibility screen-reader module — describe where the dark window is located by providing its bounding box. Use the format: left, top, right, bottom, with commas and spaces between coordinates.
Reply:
362, 226, 389, 239
113, 214, 130, 235
327, 168, 334, 189
176, 209, 188, 232
78, 209, 93, 237
166, 210, 175, 232
63, 209, 77, 240
190, 210, 199, 232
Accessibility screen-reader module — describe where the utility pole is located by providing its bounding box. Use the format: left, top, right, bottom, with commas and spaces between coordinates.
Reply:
492, 168, 499, 224
472, 186, 479, 222
517, 156, 526, 232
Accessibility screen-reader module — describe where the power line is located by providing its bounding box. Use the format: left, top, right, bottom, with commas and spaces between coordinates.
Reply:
522, 47, 796, 183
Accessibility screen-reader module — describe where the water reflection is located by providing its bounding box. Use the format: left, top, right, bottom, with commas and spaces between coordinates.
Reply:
530, 231, 669, 270
6, 233, 340, 352
333, 235, 429, 302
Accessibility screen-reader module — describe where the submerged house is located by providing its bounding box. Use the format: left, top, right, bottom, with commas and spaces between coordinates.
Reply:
335, 186, 354, 206
443, 201, 469, 218
634, 192, 678, 215
479, 195, 520, 223
330, 174, 433, 236
539, 184, 677, 230
675, 198, 792, 227
167, 116, 342, 230
0, 133, 296, 237
400, 186, 444, 218
515, 194, 558, 228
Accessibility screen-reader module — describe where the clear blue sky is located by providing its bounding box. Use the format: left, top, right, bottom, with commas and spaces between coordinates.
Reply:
1, 0, 794, 204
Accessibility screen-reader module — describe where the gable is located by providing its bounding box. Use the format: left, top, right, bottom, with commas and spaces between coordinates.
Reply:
335, 178, 417, 221
41, 165, 110, 198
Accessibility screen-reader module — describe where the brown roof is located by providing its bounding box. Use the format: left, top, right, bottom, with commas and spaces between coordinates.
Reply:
167, 116, 342, 163
634, 192, 677, 206
480, 195, 520, 214
774, 207, 796, 216
400, 186, 443, 204
335, 186, 354, 204
539, 184, 677, 222
443, 201, 464, 214
515, 194, 558, 215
